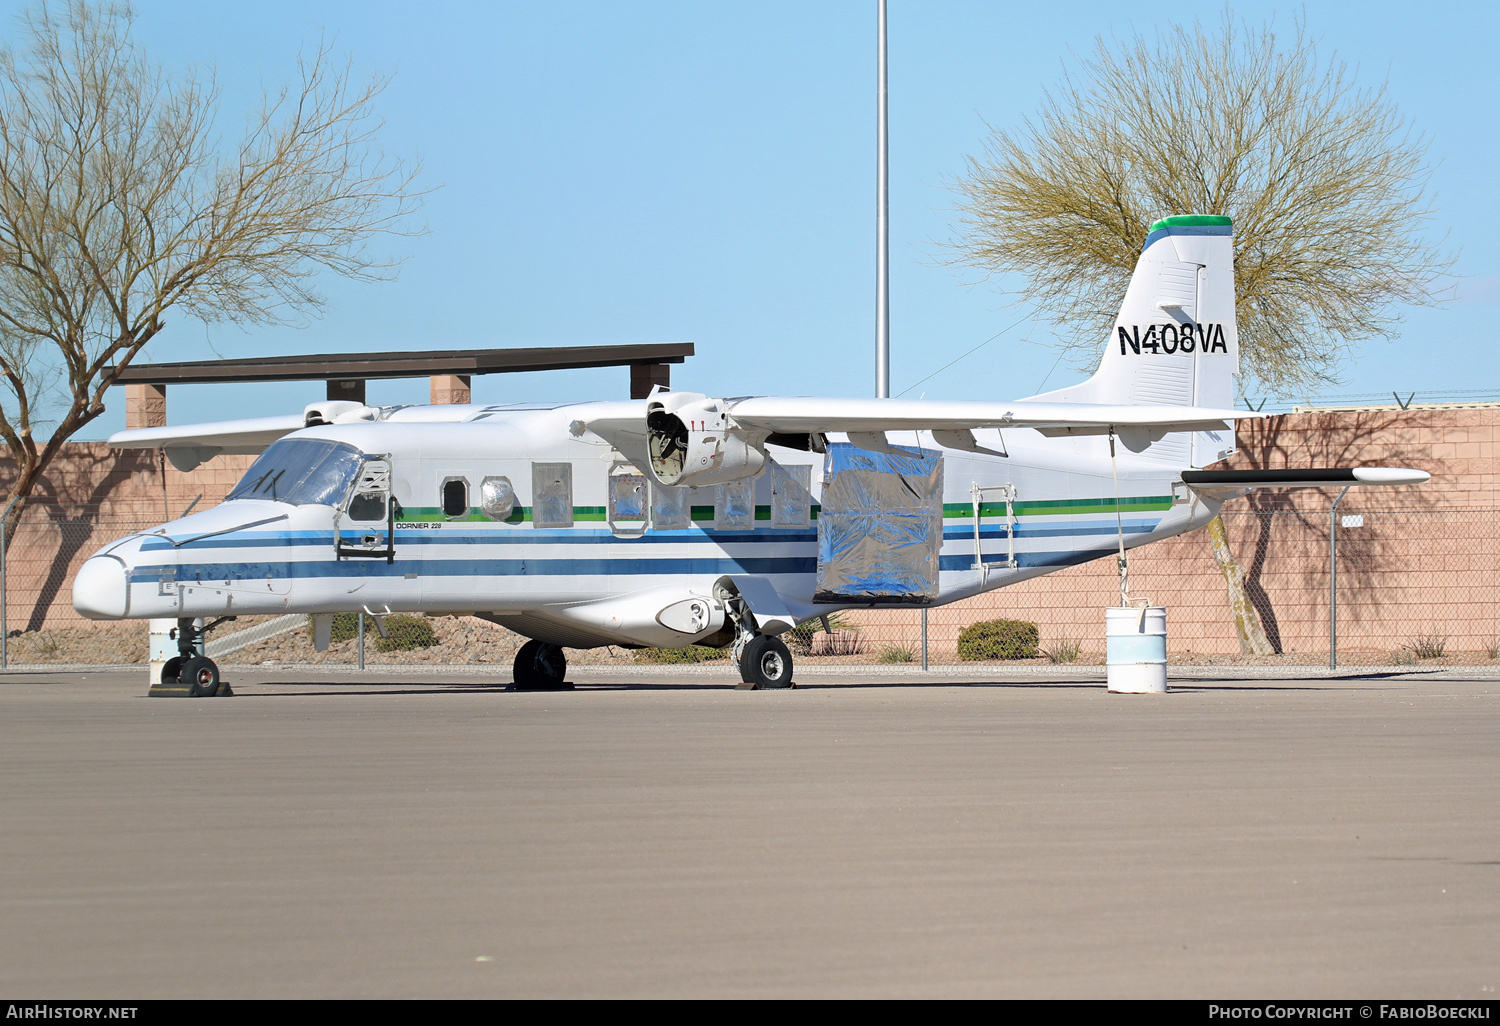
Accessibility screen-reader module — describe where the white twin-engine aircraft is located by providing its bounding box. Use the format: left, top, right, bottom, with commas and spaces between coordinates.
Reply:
74, 215, 1427, 694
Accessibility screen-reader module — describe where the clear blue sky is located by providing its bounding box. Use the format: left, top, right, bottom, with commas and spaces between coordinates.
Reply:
26, 0, 1498, 436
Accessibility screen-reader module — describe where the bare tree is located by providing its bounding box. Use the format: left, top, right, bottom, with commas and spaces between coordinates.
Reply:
0, 0, 423, 543
947, 14, 1450, 654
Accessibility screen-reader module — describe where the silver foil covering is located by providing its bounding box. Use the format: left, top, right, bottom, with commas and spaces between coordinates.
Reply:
815, 442, 943, 603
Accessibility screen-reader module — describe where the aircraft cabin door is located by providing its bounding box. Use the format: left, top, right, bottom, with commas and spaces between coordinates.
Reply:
336, 457, 396, 563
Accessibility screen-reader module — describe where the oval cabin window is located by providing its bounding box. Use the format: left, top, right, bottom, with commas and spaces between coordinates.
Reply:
442, 478, 468, 519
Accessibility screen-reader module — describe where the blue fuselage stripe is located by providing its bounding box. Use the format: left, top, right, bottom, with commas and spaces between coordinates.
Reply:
140, 519, 1160, 552
130, 517, 1162, 585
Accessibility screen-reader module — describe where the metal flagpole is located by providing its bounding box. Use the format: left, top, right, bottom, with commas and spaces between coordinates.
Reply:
875, 2, 918, 666
876, 0, 889, 399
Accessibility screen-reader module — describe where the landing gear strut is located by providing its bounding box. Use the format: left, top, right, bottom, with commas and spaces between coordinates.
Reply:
513, 639, 571, 691
151, 616, 234, 698
721, 588, 795, 690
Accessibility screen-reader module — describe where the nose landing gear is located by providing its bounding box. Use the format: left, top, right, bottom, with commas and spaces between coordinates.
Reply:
150, 617, 234, 697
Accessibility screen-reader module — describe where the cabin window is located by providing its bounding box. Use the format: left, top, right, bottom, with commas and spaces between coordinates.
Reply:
651, 483, 691, 530
532, 463, 573, 528
441, 477, 469, 519
347, 490, 387, 522
344, 459, 392, 522
771, 463, 812, 527
715, 478, 755, 530
479, 476, 516, 520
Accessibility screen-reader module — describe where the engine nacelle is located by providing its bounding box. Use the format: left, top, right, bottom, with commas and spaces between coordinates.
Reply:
646, 395, 767, 487
304, 401, 376, 427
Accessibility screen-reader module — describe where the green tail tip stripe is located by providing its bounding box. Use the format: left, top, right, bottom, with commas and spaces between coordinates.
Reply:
1150, 214, 1232, 230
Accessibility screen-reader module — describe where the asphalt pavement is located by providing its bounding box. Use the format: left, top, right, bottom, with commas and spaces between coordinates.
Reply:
1, 665, 1496, 999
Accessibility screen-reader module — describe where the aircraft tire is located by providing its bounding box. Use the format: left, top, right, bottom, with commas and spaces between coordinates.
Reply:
740, 635, 794, 689
182, 656, 221, 697
160, 657, 183, 685
513, 639, 568, 690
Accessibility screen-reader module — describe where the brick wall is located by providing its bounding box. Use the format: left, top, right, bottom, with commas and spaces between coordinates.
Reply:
0, 444, 256, 632
846, 407, 1498, 662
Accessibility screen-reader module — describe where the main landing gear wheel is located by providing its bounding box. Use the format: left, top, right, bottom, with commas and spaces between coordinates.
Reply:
181, 655, 223, 697
739, 635, 794, 690
513, 639, 571, 691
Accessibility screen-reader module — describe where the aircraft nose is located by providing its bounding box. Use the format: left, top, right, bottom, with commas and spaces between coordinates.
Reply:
73, 555, 130, 620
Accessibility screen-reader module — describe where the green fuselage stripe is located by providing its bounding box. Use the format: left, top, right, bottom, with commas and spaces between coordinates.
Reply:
941, 496, 1173, 518
395, 494, 1170, 526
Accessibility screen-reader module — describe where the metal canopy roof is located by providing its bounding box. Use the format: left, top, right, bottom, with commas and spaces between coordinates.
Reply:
111, 342, 695, 384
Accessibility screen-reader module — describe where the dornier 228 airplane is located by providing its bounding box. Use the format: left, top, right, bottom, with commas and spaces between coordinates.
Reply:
74, 215, 1427, 694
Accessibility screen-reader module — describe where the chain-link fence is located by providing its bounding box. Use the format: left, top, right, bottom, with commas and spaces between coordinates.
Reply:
4, 501, 1496, 668
823, 504, 1500, 668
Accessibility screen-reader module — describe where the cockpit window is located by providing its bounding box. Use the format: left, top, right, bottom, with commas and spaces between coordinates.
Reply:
227, 439, 365, 506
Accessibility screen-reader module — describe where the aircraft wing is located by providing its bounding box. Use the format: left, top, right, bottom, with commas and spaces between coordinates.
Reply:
572, 400, 655, 467
107, 415, 307, 472
721, 397, 1258, 436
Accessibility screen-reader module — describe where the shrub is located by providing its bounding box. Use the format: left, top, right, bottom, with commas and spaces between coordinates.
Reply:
783, 612, 860, 655
957, 619, 1040, 660
821, 629, 865, 656
374, 614, 439, 652
1408, 634, 1448, 659
877, 642, 916, 664
1044, 636, 1082, 664
306, 612, 360, 645
634, 645, 727, 664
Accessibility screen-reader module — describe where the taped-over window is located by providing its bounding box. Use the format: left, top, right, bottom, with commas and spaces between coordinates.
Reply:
609, 464, 647, 532
532, 463, 573, 528
651, 483, 691, 530
479, 476, 516, 521
815, 442, 943, 603
716, 478, 755, 530
771, 463, 812, 527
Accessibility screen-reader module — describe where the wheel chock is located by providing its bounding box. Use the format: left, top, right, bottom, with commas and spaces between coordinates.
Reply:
147, 681, 234, 698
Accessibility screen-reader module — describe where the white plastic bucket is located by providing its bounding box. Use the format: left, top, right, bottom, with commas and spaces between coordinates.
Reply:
1106, 605, 1167, 693
148, 618, 177, 683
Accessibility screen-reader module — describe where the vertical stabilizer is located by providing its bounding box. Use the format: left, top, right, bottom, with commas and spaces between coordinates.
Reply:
1024, 214, 1239, 466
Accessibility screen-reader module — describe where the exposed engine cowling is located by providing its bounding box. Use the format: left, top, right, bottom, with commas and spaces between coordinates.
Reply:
646, 394, 767, 487
303, 401, 377, 427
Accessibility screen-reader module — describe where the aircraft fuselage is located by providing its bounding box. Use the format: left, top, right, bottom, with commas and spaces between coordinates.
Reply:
73, 400, 1223, 650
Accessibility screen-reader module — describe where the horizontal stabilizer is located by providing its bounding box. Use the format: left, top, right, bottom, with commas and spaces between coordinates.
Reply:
1182, 467, 1430, 493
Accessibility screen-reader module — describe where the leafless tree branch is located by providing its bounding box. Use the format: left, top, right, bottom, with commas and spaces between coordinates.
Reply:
0, 0, 426, 540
